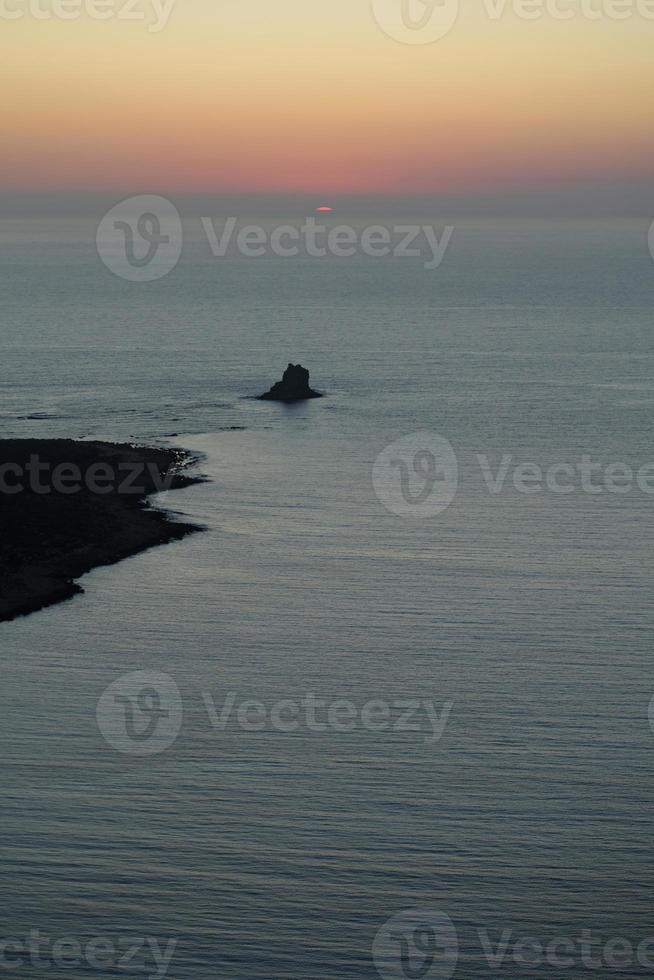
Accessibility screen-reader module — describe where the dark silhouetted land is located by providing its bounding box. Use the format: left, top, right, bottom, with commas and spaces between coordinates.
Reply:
0, 440, 203, 623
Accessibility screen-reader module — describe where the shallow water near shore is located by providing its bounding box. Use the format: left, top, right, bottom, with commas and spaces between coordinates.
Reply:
1, 218, 654, 978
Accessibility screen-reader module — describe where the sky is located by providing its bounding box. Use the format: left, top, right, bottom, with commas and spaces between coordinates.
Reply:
2, 0, 654, 209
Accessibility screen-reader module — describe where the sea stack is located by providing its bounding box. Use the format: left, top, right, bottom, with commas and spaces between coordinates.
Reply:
259, 364, 323, 402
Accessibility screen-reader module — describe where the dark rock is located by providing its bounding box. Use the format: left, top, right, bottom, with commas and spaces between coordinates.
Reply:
259, 364, 323, 402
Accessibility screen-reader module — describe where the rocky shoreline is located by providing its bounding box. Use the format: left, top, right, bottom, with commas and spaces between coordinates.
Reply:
0, 440, 204, 623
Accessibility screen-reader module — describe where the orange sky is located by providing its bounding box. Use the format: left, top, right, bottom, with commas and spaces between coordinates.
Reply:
2, 0, 654, 194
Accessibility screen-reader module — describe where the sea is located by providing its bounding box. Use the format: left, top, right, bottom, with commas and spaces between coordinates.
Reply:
1, 215, 653, 979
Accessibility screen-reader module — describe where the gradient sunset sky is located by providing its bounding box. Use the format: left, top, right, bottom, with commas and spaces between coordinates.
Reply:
3, 0, 654, 200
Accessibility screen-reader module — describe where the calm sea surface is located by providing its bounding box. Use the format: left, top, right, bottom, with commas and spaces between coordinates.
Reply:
1, 217, 653, 978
